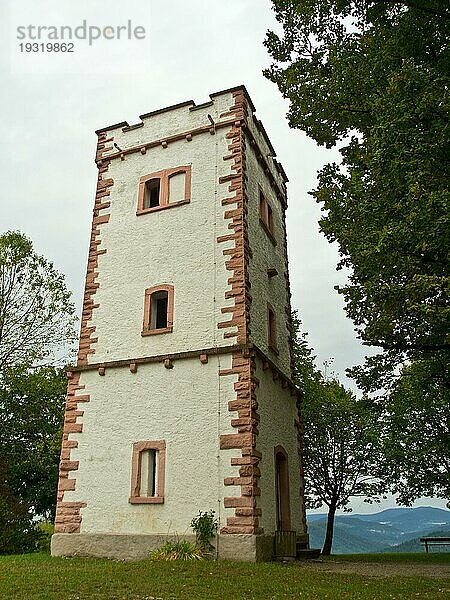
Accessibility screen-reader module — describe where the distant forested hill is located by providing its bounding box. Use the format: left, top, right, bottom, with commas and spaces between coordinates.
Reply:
307, 507, 450, 554
380, 530, 450, 553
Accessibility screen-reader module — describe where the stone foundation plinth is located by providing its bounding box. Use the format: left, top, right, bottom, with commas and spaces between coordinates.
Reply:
51, 533, 274, 562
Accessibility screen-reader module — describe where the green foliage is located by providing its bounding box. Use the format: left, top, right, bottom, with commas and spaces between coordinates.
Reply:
150, 539, 205, 561
0, 460, 42, 555
293, 314, 383, 508
0, 366, 66, 521
190, 510, 218, 551
0, 230, 77, 373
302, 380, 383, 509
292, 314, 384, 553
379, 358, 450, 505
0, 231, 75, 553
35, 522, 54, 554
265, 0, 449, 369
266, 1, 450, 504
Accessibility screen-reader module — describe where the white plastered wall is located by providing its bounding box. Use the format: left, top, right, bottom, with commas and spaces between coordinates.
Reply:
246, 140, 291, 378
255, 358, 304, 533
63, 356, 240, 534
62, 91, 245, 535
89, 93, 238, 365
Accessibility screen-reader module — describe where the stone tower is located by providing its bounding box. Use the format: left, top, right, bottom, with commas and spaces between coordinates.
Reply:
51, 86, 308, 561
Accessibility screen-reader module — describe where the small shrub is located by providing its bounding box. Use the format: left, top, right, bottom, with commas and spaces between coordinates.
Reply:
150, 539, 205, 561
35, 521, 54, 554
190, 510, 218, 552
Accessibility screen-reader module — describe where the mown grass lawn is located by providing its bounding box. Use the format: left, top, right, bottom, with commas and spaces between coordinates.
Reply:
0, 553, 448, 600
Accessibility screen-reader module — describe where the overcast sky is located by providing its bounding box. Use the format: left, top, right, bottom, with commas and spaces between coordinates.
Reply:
1, 0, 445, 514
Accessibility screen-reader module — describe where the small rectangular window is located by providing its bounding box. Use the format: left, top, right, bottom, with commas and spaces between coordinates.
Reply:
152, 292, 169, 329
140, 449, 157, 497
259, 188, 276, 241
268, 303, 278, 352
144, 179, 161, 208
267, 203, 274, 233
129, 441, 166, 504
142, 285, 174, 336
259, 193, 266, 221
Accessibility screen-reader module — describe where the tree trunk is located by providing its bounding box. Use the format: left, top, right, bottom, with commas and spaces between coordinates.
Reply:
322, 502, 337, 556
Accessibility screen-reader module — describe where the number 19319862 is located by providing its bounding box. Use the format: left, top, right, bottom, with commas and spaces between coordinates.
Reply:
19, 43, 74, 52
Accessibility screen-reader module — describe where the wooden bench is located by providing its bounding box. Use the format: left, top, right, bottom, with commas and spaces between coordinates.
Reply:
420, 536, 450, 553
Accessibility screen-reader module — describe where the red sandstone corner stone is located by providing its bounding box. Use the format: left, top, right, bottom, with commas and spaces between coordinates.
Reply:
58, 478, 76, 492
219, 433, 253, 449
227, 516, 258, 526
54, 523, 81, 534
54, 515, 82, 524
223, 496, 257, 508
220, 526, 255, 534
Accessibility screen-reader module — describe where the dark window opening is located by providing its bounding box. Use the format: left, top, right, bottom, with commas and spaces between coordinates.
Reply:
275, 449, 291, 531
267, 203, 274, 234
259, 192, 265, 220
268, 306, 277, 349
142, 285, 173, 336
259, 189, 275, 239
145, 179, 161, 208
151, 291, 168, 329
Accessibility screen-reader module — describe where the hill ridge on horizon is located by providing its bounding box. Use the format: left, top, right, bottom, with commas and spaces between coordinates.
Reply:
307, 506, 449, 520
306, 507, 450, 554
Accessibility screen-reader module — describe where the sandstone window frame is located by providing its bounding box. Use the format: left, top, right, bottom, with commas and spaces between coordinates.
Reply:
137, 165, 191, 215
267, 302, 278, 354
259, 187, 276, 244
142, 284, 174, 336
129, 440, 166, 504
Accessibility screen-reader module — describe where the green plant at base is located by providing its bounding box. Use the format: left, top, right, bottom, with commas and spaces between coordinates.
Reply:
35, 522, 54, 554
150, 540, 204, 561
190, 510, 218, 552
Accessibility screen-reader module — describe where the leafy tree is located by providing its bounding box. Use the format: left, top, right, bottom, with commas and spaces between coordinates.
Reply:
292, 315, 384, 555
0, 366, 66, 518
0, 231, 74, 552
266, 1, 449, 502
379, 358, 450, 505
0, 231, 77, 373
265, 0, 449, 375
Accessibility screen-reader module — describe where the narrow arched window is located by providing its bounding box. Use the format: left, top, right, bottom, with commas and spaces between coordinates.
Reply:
274, 446, 291, 531
142, 285, 174, 336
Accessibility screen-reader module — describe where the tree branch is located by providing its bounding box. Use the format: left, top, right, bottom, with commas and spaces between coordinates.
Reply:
363, 340, 450, 351
372, 0, 450, 20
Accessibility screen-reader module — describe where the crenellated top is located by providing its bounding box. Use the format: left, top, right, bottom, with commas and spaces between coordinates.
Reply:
95, 85, 288, 204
